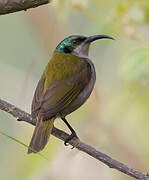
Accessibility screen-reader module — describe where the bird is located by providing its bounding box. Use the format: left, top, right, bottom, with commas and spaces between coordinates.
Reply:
28, 34, 114, 154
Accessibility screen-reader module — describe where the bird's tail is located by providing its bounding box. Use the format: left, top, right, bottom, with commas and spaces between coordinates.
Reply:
27, 115, 55, 154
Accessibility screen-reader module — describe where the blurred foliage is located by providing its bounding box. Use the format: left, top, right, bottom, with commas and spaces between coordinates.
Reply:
120, 48, 149, 89
0, 0, 149, 180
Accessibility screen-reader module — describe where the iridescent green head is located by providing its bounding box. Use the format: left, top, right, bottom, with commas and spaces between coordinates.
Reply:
56, 35, 86, 53
56, 35, 114, 57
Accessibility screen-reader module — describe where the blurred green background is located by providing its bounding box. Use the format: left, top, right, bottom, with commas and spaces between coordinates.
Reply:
0, 0, 149, 179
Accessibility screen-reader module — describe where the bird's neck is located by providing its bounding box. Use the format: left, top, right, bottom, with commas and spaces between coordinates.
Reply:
53, 50, 88, 59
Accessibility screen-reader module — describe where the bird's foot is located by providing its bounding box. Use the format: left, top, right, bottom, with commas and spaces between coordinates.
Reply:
64, 132, 78, 147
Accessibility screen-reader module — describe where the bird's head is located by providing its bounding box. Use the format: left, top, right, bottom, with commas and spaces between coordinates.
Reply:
55, 35, 114, 57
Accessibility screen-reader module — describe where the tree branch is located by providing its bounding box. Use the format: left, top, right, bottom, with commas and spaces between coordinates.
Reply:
0, 98, 148, 180
0, 0, 50, 15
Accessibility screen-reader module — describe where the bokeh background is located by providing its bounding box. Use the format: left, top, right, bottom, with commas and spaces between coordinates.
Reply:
0, 0, 149, 179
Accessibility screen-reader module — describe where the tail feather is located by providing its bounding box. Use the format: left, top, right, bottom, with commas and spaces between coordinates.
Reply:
28, 116, 55, 154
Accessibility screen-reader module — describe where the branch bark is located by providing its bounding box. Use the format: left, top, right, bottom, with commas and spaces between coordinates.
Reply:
0, 0, 50, 15
0, 98, 148, 180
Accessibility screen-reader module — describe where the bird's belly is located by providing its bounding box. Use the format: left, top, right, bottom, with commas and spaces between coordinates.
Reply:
60, 63, 96, 117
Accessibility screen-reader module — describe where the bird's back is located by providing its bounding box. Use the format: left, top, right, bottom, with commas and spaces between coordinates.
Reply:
31, 52, 95, 120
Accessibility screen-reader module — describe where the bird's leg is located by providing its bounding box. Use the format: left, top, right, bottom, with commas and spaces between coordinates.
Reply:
61, 117, 78, 146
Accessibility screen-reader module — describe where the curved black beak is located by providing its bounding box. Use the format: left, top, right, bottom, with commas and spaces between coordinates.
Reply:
85, 35, 115, 43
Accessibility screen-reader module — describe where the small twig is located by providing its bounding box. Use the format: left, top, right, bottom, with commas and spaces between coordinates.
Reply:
0, 0, 50, 15
0, 98, 148, 180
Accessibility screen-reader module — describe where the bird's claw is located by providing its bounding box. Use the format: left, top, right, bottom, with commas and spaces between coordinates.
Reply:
64, 132, 78, 147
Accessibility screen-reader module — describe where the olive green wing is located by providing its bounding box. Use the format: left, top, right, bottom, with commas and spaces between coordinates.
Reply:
31, 55, 91, 120
31, 75, 46, 118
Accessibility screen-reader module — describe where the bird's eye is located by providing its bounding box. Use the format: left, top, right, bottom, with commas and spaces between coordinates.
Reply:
72, 40, 78, 45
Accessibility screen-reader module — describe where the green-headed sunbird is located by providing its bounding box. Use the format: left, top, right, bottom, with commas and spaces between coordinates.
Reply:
28, 34, 114, 154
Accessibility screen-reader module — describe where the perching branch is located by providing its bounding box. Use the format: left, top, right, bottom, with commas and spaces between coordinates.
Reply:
0, 0, 50, 15
0, 98, 148, 180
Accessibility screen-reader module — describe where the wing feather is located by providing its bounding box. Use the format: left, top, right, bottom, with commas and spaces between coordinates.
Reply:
31, 53, 91, 120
